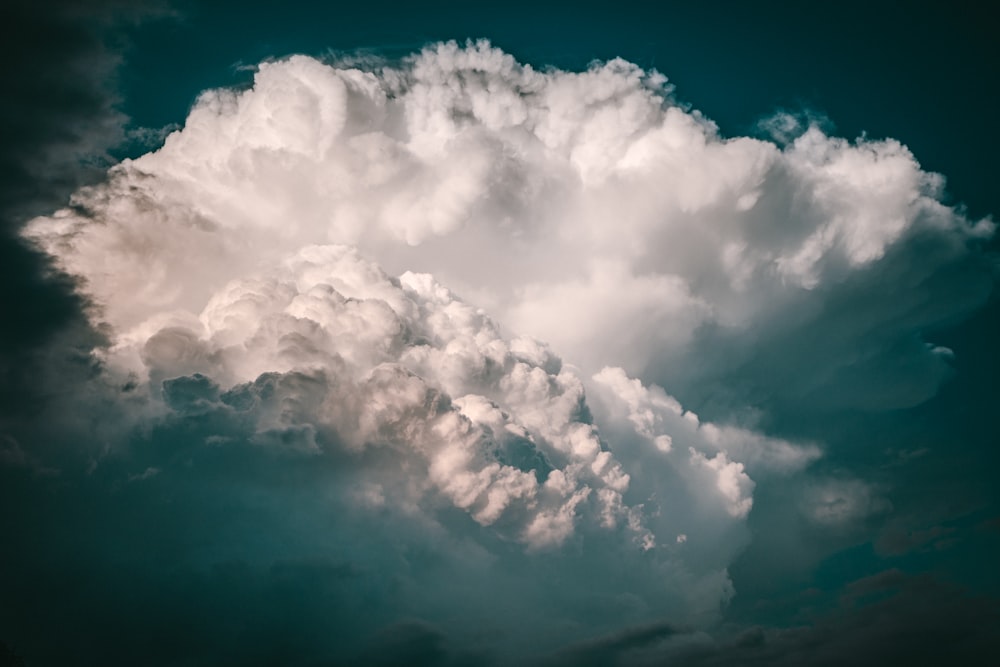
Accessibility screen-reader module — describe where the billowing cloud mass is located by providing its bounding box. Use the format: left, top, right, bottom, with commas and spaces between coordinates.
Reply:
29, 41, 994, 412
9, 40, 995, 663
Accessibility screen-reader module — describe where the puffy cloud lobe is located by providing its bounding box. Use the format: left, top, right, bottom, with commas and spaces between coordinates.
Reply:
689, 448, 754, 520
105, 243, 798, 561
590, 366, 820, 475
139, 243, 795, 560
586, 367, 819, 559
25, 40, 994, 420
112, 244, 648, 551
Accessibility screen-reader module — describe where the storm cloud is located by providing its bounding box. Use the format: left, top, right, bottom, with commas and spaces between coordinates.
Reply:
4, 38, 998, 665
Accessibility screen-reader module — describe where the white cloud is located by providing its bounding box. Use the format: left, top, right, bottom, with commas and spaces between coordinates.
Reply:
27, 41, 992, 421
590, 366, 821, 475
80, 243, 658, 553
16, 39, 996, 659
689, 448, 754, 519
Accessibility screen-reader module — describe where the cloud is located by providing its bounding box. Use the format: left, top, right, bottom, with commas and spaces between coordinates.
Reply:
105, 243, 654, 551
636, 570, 1000, 666
540, 621, 680, 667
803, 477, 892, 528
7, 39, 998, 664
1, 240, 783, 662
26, 41, 994, 419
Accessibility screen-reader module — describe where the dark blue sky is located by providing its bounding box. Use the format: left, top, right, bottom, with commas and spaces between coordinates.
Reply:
2, 1, 998, 665
119, 0, 998, 218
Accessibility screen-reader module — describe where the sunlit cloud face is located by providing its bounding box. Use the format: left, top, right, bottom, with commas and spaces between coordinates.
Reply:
14, 39, 995, 663
31, 41, 993, 410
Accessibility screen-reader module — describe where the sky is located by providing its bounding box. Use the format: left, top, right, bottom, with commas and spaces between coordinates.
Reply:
1, 1, 999, 665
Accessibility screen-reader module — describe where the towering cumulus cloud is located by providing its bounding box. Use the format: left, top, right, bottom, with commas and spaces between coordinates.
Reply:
11, 40, 993, 663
